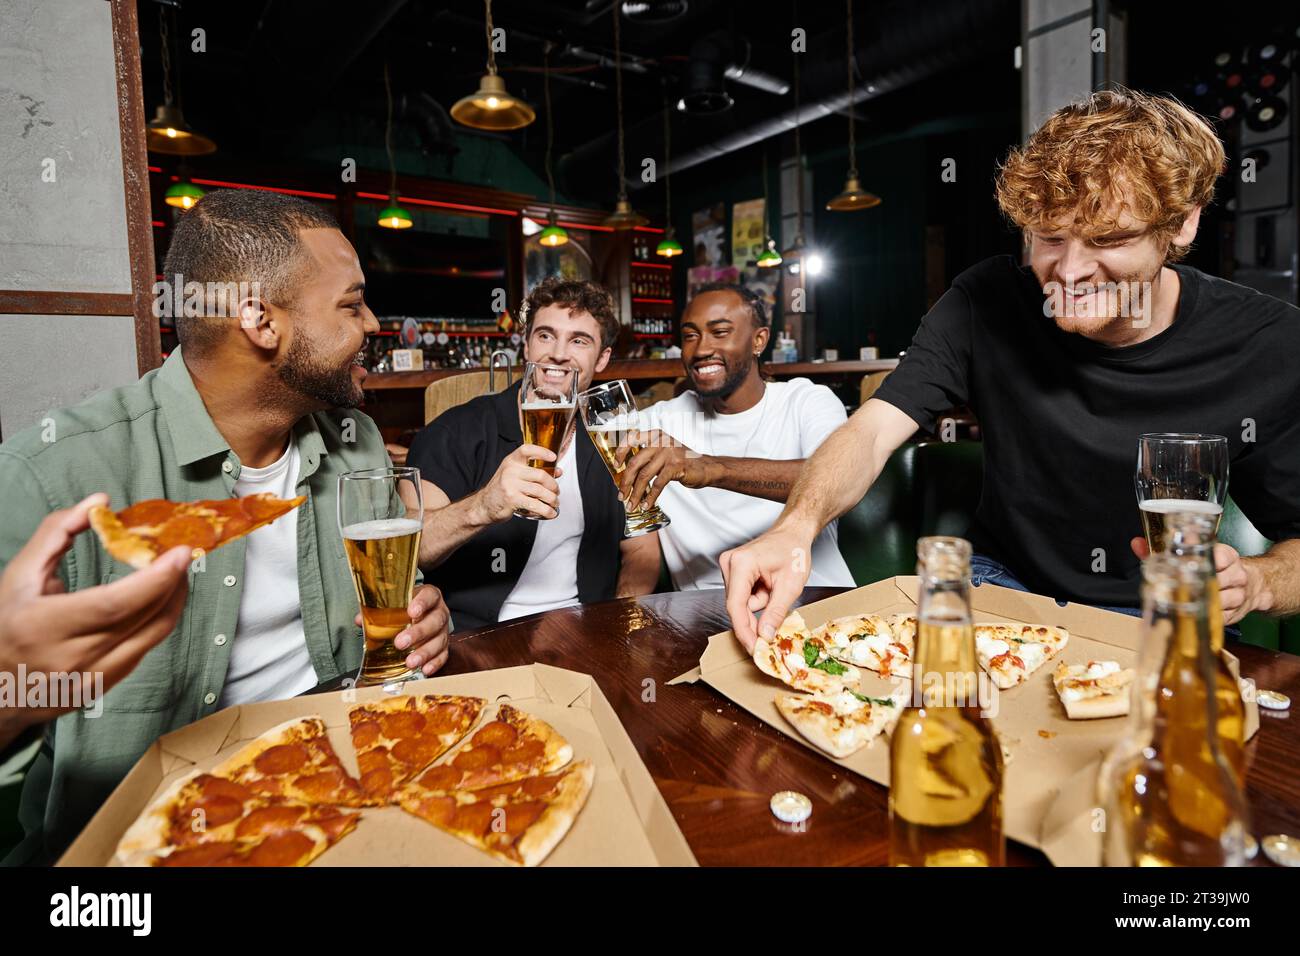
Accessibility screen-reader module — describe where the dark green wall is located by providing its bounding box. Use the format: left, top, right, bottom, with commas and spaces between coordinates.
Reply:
293, 106, 588, 208
667, 111, 1019, 361
808, 136, 928, 359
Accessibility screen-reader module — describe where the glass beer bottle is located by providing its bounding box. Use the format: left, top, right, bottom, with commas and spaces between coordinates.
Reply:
889, 536, 1004, 867
1166, 510, 1247, 785
1097, 553, 1248, 866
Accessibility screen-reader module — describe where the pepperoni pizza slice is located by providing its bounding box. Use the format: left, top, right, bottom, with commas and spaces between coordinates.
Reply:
213, 716, 380, 808
348, 694, 485, 800
89, 492, 306, 569
145, 826, 349, 867
399, 703, 573, 795
398, 760, 594, 866
116, 770, 360, 867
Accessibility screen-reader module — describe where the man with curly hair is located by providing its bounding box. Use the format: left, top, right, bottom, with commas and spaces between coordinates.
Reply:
722, 88, 1300, 649
405, 277, 661, 630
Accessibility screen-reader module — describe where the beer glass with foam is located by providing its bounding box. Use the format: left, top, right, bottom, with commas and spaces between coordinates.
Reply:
338, 466, 424, 685
1134, 433, 1228, 553
517, 361, 578, 520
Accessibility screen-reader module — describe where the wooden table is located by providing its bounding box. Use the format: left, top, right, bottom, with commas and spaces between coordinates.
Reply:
429, 587, 1300, 867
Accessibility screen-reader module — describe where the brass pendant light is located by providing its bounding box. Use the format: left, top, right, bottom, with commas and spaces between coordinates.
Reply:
603, 5, 649, 230
826, 0, 881, 211
451, 0, 536, 131
146, 7, 216, 155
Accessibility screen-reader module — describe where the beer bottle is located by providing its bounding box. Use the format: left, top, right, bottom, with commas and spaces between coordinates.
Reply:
1166, 510, 1247, 785
889, 536, 1004, 866
1097, 553, 1249, 866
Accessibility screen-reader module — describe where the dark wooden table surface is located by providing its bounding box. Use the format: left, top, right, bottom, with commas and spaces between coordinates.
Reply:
435, 587, 1300, 867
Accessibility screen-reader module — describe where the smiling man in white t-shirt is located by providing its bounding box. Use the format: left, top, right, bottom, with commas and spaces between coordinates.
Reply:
617, 284, 855, 590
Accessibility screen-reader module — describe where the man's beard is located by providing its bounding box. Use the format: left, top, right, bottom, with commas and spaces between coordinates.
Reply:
277, 334, 363, 409
692, 353, 753, 400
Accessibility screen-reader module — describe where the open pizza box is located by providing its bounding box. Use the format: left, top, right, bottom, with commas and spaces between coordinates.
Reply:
670, 576, 1259, 867
59, 663, 697, 867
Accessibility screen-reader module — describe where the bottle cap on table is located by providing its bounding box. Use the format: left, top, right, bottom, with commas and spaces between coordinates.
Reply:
1256, 689, 1290, 711
770, 791, 812, 824
1262, 834, 1300, 867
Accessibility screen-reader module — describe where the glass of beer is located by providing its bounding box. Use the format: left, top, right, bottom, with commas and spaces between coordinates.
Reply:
337, 467, 424, 685
577, 379, 671, 537
1134, 433, 1228, 553
517, 361, 578, 520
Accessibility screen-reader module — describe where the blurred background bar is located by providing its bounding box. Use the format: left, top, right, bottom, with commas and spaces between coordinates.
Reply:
2, 0, 1296, 445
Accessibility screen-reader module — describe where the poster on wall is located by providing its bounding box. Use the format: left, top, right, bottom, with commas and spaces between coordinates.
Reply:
687, 264, 740, 300
731, 198, 765, 268
691, 202, 727, 267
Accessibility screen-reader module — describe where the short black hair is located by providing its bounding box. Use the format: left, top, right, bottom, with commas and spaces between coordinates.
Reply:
162, 188, 339, 355
688, 282, 769, 329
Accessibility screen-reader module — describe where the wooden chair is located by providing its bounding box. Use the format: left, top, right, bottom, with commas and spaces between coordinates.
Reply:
859, 370, 892, 405
423, 365, 520, 425
636, 379, 681, 410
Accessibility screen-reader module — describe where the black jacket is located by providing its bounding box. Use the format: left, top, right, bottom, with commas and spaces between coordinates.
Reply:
406, 380, 624, 630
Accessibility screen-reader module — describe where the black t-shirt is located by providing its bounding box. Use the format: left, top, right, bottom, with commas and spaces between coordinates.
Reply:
874, 254, 1300, 607
406, 380, 625, 630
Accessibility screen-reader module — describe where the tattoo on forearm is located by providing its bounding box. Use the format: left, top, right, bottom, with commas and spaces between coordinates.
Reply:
736, 478, 791, 491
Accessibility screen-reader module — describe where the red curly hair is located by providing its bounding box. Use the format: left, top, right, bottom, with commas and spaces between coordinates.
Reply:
995, 88, 1226, 262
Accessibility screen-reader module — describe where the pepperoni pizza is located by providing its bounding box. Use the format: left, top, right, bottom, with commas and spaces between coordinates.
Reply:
89, 493, 305, 569
348, 694, 485, 799
116, 770, 360, 867
212, 716, 380, 807
115, 700, 594, 867
399, 761, 594, 867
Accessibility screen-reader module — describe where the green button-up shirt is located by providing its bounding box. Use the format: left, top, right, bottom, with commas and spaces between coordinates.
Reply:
0, 350, 390, 864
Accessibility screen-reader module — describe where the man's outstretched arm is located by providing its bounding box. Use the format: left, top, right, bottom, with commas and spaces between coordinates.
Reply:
720, 398, 919, 650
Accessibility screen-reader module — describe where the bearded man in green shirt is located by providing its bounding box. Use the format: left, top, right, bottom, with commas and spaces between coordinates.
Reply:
0, 189, 450, 864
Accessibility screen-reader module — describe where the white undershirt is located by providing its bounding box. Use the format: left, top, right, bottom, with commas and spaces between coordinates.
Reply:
219, 441, 317, 707
498, 435, 584, 621
641, 378, 856, 591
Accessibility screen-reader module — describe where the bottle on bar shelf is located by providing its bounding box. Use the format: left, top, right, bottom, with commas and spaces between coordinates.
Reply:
1097, 551, 1249, 866
889, 536, 1005, 867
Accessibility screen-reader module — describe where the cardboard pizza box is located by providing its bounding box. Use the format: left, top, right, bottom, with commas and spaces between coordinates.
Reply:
59, 663, 697, 867
670, 576, 1259, 867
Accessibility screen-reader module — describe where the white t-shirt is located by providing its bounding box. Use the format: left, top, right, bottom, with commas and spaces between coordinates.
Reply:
498, 435, 585, 621
641, 378, 855, 590
219, 441, 317, 707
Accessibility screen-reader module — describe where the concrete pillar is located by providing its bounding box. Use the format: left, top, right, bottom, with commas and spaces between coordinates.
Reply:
1022, 0, 1127, 135
0, 0, 148, 439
